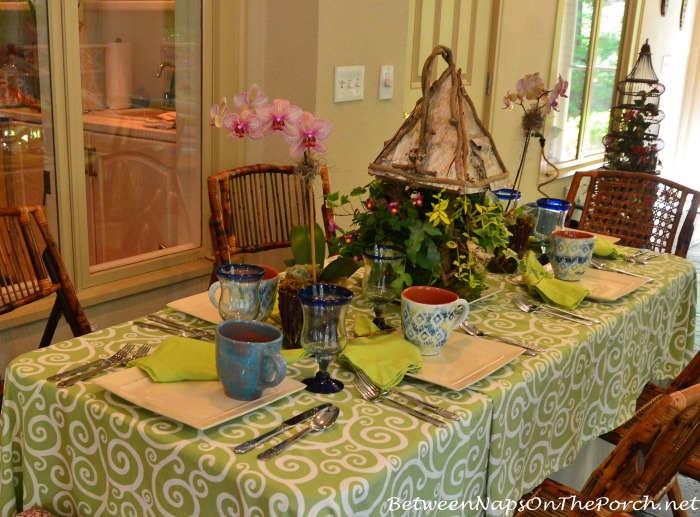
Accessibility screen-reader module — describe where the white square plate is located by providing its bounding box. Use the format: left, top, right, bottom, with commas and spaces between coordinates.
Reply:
577, 267, 651, 302
167, 292, 221, 324
406, 332, 523, 390
94, 368, 305, 430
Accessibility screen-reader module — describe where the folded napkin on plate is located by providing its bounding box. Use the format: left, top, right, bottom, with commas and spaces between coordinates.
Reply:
340, 315, 422, 390
521, 251, 589, 309
131, 337, 217, 382
130, 336, 307, 383
593, 238, 626, 259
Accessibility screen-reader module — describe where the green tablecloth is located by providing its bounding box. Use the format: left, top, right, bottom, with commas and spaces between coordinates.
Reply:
0, 252, 695, 516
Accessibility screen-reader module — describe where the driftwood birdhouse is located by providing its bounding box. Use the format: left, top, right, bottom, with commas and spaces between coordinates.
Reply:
369, 46, 509, 193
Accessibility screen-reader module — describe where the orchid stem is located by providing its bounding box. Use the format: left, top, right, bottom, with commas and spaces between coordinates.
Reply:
308, 181, 317, 284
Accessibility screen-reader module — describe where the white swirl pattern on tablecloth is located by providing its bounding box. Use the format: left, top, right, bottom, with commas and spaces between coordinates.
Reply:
0, 252, 695, 517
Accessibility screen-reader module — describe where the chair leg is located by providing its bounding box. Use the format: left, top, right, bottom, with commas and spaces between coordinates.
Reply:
667, 476, 688, 517
39, 300, 62, 348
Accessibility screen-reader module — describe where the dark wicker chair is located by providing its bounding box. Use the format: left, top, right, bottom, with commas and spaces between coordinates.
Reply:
515, 383, 700, 517
564, 170, 700, 258
207, 164, 335, 283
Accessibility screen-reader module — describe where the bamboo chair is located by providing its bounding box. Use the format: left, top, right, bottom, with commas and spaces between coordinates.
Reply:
515, 383, 700, 517
601, 347, 700, 502
0, 206, 92, 348
207, 164, 335, 283
564, 170, 700, 258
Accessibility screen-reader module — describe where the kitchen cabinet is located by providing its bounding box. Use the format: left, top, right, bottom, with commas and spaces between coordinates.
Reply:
0, 118, 46, 208
84, 129, 194, 268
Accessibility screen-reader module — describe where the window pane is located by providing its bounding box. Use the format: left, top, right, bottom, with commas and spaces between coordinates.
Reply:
0, 2, 58, 235
80, 1, 201, 271
549, 0, 624, 165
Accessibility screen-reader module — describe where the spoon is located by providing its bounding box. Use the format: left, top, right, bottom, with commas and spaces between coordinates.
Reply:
258, 405, 340, 461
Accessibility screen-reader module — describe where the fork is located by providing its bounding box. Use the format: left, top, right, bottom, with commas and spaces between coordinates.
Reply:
514, 294, 601, 325
58, 344, 151, 388
461, 322, 542, 355
352, 372, 447, 427
513, 294, 594, 326
624, 249, 651, 263
47, 344, 137, 382
355, 369, 460, 420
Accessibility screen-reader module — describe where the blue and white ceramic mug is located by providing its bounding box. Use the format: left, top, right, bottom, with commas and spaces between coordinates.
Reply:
215, 319, 286, 401
550, 230, 596, 281
401, 286, 470, 356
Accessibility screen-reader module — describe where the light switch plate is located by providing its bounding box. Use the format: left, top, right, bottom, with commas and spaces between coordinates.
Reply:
379, 65, 394, 100
334, 65, 364, 103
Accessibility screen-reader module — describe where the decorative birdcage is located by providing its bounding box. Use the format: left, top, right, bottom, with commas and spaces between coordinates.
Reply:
603, 40, 665, 174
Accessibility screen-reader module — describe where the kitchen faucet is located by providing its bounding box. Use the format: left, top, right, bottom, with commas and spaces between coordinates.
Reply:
155, 61, 175, 109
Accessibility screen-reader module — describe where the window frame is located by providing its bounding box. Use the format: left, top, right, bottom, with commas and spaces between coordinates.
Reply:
46, 0, 210, 291
544, 0, 644, 180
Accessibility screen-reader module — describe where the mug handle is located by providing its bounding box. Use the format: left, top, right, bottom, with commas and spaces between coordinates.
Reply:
208, 281, 221, 308
451, 299, 470, 330
261, 350, 287, 389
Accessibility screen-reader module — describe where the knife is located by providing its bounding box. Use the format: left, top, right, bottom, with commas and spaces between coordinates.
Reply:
134, 321, 214, 341
233, 403, 332, 454
147, 315, 216, 340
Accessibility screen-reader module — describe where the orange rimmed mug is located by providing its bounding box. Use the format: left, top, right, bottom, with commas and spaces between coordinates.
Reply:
550, 230, 596, 281
400, 286, 470, 355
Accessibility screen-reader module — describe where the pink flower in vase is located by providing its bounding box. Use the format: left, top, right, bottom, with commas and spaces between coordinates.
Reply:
221, 109, 263, 140
210, 97, 230, 127
233, 84, 268, 113
285, 112, 333, 156
257, 99, 303, 137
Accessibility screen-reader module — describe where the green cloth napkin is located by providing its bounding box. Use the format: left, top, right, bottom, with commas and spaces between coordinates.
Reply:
521, 251, 590, 309
593, 238, 626, 259
340, 327, 422, 390
131, 337, 217, 382
130, 336, 307, 383
354, 313, 380, 336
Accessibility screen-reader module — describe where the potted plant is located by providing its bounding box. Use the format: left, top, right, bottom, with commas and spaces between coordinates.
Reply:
326, 179, 514, 301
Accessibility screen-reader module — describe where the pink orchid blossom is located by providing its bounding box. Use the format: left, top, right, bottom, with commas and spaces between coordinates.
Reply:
285, 111, 333, 156
257, 99, 303, 137
221, 109, 263, 140
233, 84, 268, 113
327, 219, 340, 232
210, 98, 230, 127
516, 73, 545, 100
545, 74, 569, 113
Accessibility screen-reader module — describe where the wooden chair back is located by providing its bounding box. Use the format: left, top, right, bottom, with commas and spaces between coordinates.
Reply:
581, 383, 700, 514
564, 170, 700, 257
207, 164, 335, 270
0, 206, 92, 347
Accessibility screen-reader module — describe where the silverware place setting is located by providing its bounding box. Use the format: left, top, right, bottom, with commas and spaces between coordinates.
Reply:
234, 403, 332, 454
57, 344, 151, 388
460, 322, 543, 356
133, 316, 215, 341
258, 405, 340, 461
590, 258, 654, 281
513, 293, 600, 326
47, 343, 137, 382
352, 370, 448, 428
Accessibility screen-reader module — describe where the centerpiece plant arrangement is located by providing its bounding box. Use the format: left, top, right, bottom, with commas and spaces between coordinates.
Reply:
211, 84, 358, 347
326, 180, 514, 301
